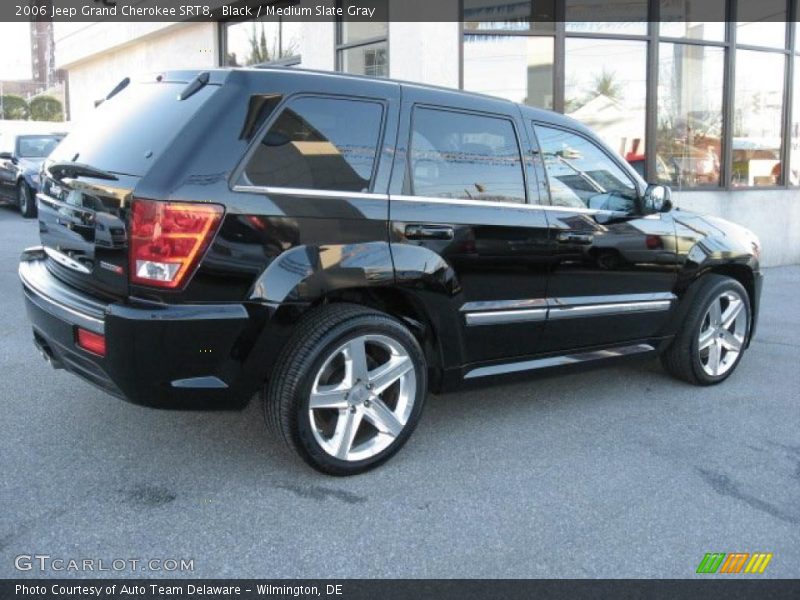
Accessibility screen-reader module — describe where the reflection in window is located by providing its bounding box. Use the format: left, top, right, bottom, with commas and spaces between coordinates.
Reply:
534, 125, 638, 212
790, 56, 799, 186
242, 97, 383, 192
463, 0, 555, 32
657, 43, 724, 187
223, 18, 301, 66
410, 108, 526, 203
564, 39, 647, 160
463, 35, 553, 109
659, 0, 726, 40
339, 1, 387, 43
339, 43, 388, 77
17, 135, 63, 158
565, 0, 648, 35
736, 0, 787, 48
337, 0, 388, 77
733, 50, 785, 186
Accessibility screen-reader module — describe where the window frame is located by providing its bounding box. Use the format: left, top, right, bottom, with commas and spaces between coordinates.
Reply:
335, 1, 389, 77
406, 103, 531, 205
218, 8, 302, 69
531, 120, 644, 213
230, 92, 389, 195
459, 0, 798, 192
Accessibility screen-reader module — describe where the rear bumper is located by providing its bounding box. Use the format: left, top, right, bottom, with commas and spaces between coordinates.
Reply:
19, 247, 269, 409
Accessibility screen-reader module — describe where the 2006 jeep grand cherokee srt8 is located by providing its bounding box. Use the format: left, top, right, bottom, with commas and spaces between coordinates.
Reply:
19, 68, 762, 474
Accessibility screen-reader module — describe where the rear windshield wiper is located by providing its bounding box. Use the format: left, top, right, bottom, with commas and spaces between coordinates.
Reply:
46, 161, 118, 182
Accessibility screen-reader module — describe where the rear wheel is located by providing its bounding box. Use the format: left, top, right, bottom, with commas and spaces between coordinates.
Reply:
264, 303, 427, 475
661, 275, 751, 385
18, 182, 35, 218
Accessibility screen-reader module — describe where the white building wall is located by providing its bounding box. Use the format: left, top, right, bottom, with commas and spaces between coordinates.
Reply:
299, 22, 335, 71
673, 190, 800, 267
58, 22, 217, 122
389, 22, 460, 88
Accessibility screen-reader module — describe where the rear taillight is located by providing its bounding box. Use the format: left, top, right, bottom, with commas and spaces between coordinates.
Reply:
76, 328, 106, 357
129, 198, 223, 289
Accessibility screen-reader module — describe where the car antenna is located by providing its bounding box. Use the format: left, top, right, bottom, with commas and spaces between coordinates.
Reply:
178, 72, 210, 101
94, 77, 130, 107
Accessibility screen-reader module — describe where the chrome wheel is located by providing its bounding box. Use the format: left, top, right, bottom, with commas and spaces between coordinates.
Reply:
308, 334, 416, 462
698, 290, 748, 377
18, 184, 30, 212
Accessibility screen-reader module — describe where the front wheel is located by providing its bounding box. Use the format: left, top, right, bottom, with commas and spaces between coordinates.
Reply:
264, 303, 427, 475
18, 182, 36, 218
661, 275, 751, 385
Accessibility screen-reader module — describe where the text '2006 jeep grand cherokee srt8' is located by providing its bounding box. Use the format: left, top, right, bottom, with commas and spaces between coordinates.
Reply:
19, 68, 763, 475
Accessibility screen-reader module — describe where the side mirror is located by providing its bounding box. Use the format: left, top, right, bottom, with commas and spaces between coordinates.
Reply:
0, 151, 13, 161
644, 184, 672, 213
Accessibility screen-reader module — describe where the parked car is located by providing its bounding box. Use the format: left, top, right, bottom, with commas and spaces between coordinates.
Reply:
19, 69, 762, 475
0, 130, 66, 217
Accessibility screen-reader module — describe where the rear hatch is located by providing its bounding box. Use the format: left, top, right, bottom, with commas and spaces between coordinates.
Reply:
38, 73, 220, 300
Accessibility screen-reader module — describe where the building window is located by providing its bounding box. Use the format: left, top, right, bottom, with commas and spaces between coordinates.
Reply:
736, 0, 787, 49
222, 13, 301, 67
659, 0, 726, 41
732, 50, 785, 186
336, 1, 388, 77
565, 1, 648, 36
657, 43, 725, 187
463, 35, 554, 109
564, 39, 648, 161
461, 0, 798, 191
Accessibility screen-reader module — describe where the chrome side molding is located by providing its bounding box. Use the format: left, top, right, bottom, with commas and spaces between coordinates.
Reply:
462, 293, 675, 326
464, 343, 656, 379
465, 308, 547, 326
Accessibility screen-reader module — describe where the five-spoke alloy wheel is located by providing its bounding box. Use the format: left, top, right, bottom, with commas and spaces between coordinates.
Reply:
697, 290, 748, 377
264, 303, 426, 475
661, 274, 751, 385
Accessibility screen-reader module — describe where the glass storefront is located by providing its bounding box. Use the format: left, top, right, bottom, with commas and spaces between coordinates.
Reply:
462, 0, 798, 190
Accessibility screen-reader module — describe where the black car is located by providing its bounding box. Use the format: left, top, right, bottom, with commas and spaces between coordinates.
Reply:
19, 69, 762, 475
0, 132, 66, 217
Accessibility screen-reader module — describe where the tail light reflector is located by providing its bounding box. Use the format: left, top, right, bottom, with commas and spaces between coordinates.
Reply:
76, 328, 106, 357
129, 199, 223, 289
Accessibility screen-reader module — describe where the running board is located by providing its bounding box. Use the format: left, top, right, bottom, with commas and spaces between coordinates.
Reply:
464, 343, 656, 379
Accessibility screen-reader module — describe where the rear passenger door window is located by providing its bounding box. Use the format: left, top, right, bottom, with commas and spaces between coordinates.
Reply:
240, 96, 384, 192
533, 124, 638, 213
409, 107, 526, 203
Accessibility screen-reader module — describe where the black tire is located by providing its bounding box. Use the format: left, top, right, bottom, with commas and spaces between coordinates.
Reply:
264, 303, 427, 475
661, 274, 751, 385
18, 182, 36, 219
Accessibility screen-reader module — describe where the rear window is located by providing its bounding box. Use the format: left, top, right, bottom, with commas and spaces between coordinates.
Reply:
49, 80, 217, 176
239, 96, 384, 193
17, 135, 63, 158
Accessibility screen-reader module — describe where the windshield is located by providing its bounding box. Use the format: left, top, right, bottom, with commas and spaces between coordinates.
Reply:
17, 135, 64, 158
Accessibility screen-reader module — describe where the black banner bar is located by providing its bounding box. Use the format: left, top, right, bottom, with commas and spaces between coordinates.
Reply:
4, 0, 800, 23
3, 580, 800, 600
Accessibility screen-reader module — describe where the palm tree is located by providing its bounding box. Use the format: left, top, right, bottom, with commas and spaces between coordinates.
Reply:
592, 69, 623, 101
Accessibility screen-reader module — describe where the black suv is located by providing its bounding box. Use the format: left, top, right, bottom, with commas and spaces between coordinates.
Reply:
19, 69, 762, 474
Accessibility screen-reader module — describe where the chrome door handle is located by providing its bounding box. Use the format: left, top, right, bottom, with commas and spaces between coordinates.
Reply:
405, 224, 454, 240
557, 232, 594, 244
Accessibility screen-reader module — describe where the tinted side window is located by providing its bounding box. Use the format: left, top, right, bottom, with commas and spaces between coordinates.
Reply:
241, 96, 383, 192
534, 124, 638, 212
409, 107, 526, 203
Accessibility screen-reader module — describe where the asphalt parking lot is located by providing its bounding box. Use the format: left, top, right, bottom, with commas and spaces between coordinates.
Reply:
1, 205, 798, 579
